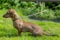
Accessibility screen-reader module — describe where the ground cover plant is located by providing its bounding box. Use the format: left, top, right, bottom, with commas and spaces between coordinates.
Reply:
0, 9, 60, 40
0, 1, 60, 40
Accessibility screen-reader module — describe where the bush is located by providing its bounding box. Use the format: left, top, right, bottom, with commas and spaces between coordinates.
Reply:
0, 0, 60, 20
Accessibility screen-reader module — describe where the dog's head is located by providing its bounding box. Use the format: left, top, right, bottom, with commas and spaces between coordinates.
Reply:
3, 9, 16, 18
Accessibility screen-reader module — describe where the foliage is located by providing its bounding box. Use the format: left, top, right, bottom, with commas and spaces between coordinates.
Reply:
0, 9, 60, 40
0, 0, 60, 20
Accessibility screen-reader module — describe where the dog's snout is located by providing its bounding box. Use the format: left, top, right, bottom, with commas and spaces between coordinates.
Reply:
3, 15, 8, 18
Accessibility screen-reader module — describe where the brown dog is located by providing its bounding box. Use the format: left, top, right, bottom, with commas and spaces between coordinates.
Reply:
3, 9, 56, 36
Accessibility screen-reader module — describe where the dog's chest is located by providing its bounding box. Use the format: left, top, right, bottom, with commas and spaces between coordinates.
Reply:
13, 20, 23, 28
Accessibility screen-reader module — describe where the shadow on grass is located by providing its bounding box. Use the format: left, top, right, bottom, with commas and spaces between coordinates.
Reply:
0, 28, 59, 38
0, 33, 59, 38
0, 33, 43, 38
0, 32, 31, 37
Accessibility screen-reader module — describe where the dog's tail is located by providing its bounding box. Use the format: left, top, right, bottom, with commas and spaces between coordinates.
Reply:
43, 32, 59, 36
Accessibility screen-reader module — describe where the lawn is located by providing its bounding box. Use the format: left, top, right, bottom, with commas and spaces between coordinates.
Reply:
0, 9, 60, 40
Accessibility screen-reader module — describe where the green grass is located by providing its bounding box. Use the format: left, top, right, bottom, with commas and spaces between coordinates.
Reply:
0, 9, 60, 40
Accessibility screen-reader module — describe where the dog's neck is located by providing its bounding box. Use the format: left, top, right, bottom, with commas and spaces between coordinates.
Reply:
12, 17, 19, 21
11, 13, 22, 21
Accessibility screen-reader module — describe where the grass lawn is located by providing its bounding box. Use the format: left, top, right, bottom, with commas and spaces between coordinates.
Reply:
0, 9, 60, 40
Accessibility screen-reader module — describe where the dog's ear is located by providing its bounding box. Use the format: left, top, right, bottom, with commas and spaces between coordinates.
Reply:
9, 9, 17, 18
9, 10, 14, 14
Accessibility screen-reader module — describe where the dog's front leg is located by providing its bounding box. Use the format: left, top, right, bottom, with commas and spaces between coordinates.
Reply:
18, 28, 22, 36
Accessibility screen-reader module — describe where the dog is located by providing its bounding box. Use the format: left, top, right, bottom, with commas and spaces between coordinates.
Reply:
3, 9, 57, 36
